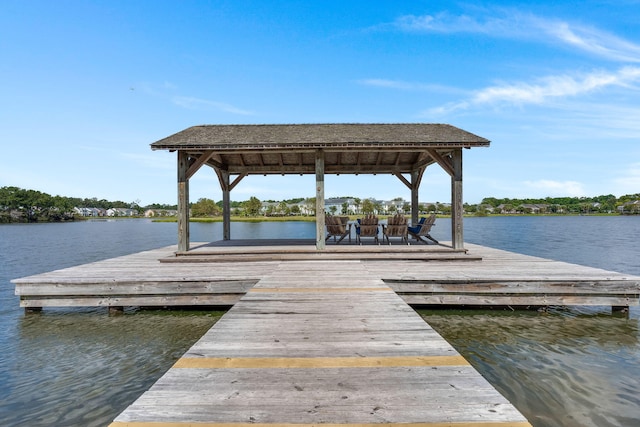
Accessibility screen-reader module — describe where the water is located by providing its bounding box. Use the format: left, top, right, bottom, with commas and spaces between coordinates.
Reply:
1, 217, 639, 426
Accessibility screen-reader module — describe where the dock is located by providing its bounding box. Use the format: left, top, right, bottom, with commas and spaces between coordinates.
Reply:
12, 242, 640, 426
108, 259, 531, 426
13, 242, 640, 311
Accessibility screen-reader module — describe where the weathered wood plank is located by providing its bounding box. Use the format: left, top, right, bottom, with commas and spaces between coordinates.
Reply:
20, 294, 241, 307
110, 260, 531, 426
12, 242, 640, 309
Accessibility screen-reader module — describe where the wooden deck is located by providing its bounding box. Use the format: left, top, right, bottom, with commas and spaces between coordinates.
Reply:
13, 242, 640, 426
12, 242, 640, 310
108, 260, 531, 426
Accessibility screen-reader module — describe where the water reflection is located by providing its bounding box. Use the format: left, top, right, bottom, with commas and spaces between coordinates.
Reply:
3, 309, 222, 427
419, 308, 640, 427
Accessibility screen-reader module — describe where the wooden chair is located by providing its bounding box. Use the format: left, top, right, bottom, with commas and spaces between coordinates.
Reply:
383, 213, 408, 245
355, 214, 379, 244
407, 214, 438, 244
325, 214, 351, 244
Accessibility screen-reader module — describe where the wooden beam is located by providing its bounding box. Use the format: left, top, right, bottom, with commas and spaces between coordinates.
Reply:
177, 151, 190, 252
205, 158, 226, 170
229, 173, 247, 191
186, 150, 214, 179
411, 168, 424, 225
224, 164, 426, 175
451, 148, 463, 250
393, 173, 411, 189
315, 150, 325, 250
220, 171, 231, 240
427, 149, 455, 177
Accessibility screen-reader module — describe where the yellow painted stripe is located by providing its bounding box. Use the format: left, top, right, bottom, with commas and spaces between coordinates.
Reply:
109, 421, 533, 427
249, 287, 393, 293
173, 355, 469, 369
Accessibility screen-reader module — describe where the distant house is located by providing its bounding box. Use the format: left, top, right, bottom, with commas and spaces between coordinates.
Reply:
73, 207, 105, 217
381, 199, 407, 214
618, 200, 640, 214
292, 201, 312, 216
519, 204, 549, 214
106, 208, 137, 217
324, 197, 357, 215
144, 209, 177, 217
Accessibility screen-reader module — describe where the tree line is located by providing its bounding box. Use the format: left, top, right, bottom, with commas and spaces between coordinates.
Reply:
476, 194, 640, 215
0, 186, 176, 223
2, 185, 639, 223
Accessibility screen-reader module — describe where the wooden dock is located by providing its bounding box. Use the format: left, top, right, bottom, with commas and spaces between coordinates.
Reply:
108, 260, 531, 426
13, 242, 640, 310
13, 242, 640, 426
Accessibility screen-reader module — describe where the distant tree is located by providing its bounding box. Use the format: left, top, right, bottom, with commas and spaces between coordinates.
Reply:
341, 202, 348, 215
329, 205, 337, 215
242, 196, 262, 216
191, 198, 220, 217
361, 198, 375, 214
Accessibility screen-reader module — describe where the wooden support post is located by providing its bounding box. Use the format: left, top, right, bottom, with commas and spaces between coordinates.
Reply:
177, 151, 190, 252
411, 170, 420, 226
108, 306, 124, 316
451, 148, 464, 250
315, 149, 325, 250
612, 306, 629, 318
221, 171, 231, 240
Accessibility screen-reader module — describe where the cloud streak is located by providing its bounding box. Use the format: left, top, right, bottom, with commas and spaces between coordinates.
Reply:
357, 78, 467, 95
392, 10, 640, 62
391, 10, 640, 63
426, 66, 640, 115
172, 96, 254, 115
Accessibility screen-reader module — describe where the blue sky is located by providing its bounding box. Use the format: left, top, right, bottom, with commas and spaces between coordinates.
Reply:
1, 1, 639, 206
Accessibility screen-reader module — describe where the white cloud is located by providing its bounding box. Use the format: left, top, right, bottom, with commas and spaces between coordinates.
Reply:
425, 66, 640, 115
172, 96, 254, 115
356, 78, 465, 94
539, 18, 640, 63
391, 10, 640, 62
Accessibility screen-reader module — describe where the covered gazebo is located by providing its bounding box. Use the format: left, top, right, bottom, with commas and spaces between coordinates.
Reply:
150, 123, 490, 252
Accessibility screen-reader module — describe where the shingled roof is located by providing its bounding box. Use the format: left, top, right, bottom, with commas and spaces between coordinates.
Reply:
151, 123, 489, 176
151, 123, 490, 150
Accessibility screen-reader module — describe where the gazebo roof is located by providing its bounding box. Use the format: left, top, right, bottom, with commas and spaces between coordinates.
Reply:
150, 123, 489, 176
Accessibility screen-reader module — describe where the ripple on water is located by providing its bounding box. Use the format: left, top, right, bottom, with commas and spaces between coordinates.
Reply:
0, 309, 223, 427
419, 308, 640, 427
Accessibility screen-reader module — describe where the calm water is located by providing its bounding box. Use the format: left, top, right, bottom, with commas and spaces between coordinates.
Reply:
0, 217, 638, 427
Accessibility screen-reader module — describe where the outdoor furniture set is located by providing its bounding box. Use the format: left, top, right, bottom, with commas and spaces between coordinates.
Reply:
325, 213, 438, 245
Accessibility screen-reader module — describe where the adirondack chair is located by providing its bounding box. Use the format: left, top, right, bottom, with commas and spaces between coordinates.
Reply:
355, 214, 379, 244
383, 213, 408, 245
325, 214, 351, 244
407, 214, 438, 244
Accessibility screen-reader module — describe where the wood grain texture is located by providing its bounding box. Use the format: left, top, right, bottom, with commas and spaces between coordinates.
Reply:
109, 261, 531, 426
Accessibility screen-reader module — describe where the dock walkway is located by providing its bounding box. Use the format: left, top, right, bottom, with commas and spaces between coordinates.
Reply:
109, 260, 531, 426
